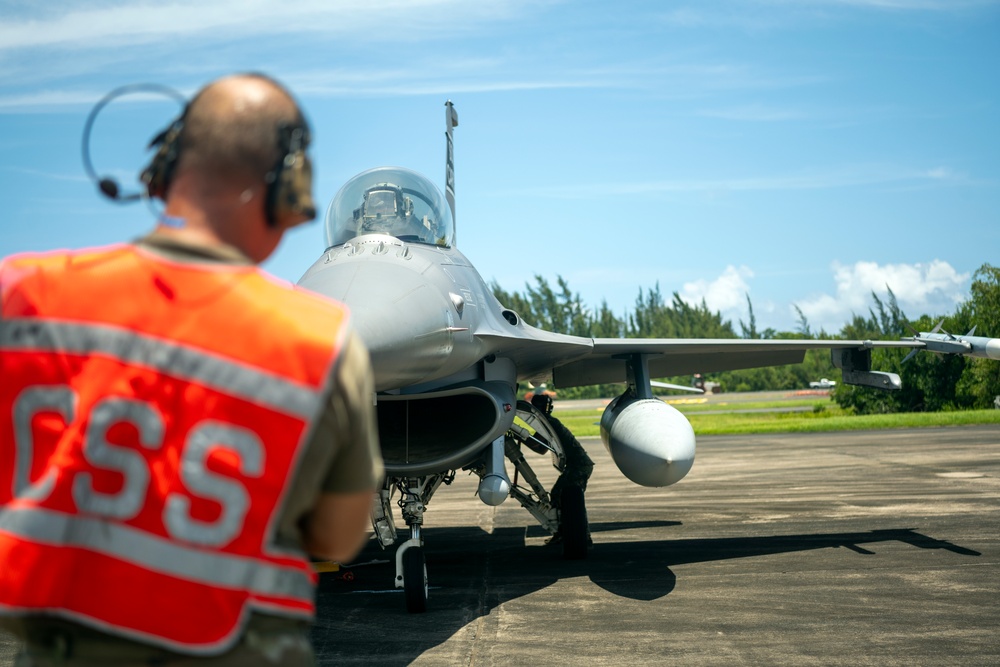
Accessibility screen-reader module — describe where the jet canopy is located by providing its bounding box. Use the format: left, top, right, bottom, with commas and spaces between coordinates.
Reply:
325, 167, 454, 248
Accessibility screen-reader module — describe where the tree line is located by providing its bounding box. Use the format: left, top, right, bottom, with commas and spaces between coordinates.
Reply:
490, 264, 1000, 414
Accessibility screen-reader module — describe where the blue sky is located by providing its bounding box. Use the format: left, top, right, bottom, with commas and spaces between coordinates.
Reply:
1, 0, 997, 334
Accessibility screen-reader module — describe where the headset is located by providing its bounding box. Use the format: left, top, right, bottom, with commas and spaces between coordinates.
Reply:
83, 82, 317, 227
81, 83, 187, 203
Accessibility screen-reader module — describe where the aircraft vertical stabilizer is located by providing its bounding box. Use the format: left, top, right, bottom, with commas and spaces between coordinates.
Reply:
445, 100, 458, 243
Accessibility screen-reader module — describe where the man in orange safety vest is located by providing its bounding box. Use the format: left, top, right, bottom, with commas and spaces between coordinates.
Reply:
0, 73, 383, 665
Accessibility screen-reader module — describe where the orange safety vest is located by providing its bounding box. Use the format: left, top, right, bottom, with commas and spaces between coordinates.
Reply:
0, 244, 350, 655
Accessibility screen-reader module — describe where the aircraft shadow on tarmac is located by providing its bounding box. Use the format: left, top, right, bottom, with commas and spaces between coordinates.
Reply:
310, 522, 979, 664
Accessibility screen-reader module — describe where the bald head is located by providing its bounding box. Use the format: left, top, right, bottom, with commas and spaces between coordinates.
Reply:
175, 73, 306, 189
155, 73, 315, 263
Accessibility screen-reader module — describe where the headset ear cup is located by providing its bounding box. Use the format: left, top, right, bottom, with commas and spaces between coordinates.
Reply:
268, 148, 316, 227
141, 122, 183, 201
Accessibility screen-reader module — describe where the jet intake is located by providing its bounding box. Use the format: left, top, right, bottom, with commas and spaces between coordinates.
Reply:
377, 382, 516, 477
600, 394, 696, 487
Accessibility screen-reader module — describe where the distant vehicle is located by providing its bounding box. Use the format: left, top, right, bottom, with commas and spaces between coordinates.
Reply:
692, 374, 722, 394
810, 378, 837, 389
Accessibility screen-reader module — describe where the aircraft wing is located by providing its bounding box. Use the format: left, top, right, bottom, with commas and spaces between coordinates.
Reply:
553, 337, 919, 388
477, 324, 926, 391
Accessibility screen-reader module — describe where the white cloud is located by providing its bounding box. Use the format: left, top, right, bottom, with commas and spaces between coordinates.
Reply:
680, 265, 754, 314
698, 104, 805, 122
652, 0, 998, 34
0, 1, 539, 52
0, 68, 610, 113
508, 163, 971, 199
0, 89, 116, 110
800, 0, 998, 9
0, 165, 89, 183
924, 166, 966, 181
15, 0, 984, 57
795, 260, 971, 331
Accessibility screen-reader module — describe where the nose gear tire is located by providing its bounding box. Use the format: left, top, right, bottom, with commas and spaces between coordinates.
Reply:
403, 546, 429, 612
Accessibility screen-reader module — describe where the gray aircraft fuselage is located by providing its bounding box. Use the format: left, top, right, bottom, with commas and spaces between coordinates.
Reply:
301, 233, 525, 392
298, 228, 610, 480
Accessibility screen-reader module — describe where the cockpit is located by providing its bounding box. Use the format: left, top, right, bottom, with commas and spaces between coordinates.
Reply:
325, 167, 454, 248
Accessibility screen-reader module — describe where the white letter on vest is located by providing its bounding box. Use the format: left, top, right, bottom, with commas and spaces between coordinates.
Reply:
73, 397, 164, 520
164, 422, 264, 547
12, 386, 76, 501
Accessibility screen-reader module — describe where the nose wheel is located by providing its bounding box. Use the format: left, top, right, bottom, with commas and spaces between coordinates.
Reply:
388, 475, 452, 613
402, 545, 428, 613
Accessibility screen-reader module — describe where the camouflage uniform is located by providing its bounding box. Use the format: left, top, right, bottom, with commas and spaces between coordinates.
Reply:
529, 395, 593, 509
546, 413, 594, 509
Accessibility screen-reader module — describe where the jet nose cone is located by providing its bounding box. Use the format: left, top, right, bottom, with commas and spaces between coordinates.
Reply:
298, 245, 457, 389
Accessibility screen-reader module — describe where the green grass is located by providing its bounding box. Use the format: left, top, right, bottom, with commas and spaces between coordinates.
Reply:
687, 409, 1000, 435
661, 398, 825, 413
552, 401, 1000, 437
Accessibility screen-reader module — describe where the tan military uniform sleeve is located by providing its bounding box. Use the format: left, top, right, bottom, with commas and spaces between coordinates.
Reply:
274, 329, 383, 551
317, 330, 384, 493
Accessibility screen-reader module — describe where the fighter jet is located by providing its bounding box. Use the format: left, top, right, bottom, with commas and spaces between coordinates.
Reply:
297, 103, 1000, 612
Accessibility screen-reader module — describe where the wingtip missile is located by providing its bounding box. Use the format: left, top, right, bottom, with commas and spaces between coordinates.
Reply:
904, 328, 1000, 361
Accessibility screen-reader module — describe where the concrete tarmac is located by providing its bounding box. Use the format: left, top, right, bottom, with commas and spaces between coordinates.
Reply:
310, 425, 1000, 666
2, 425, 998, 665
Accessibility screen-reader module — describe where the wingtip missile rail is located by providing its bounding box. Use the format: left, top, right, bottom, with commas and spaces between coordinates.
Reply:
903, 323, 1000, 362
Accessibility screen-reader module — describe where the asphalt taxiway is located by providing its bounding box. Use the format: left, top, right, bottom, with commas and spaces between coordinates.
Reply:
309, 425, 1000, 666
2, 425, 998, 665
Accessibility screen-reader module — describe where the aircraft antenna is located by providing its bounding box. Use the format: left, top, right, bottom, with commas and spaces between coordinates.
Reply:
445, 100, 458, 243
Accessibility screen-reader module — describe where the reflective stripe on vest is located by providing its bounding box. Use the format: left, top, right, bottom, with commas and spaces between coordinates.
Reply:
0, 245, 350, 654
0, 506, 314, 600
0, 318, 321, 420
